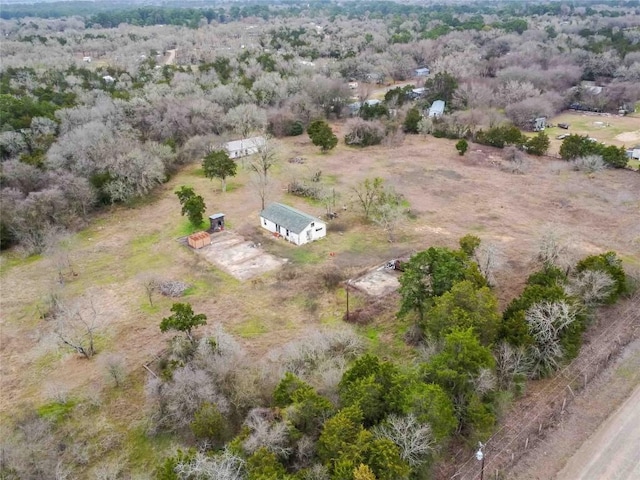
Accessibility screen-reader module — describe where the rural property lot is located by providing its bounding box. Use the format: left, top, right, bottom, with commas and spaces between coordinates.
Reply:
544, 111, 640, 157
1, 130, 639, 475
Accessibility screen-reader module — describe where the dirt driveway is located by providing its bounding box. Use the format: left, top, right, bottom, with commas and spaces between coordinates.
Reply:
556, 384, 640, 480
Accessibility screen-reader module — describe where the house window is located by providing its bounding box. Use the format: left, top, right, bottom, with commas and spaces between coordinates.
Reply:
286, 229, 290, 236
311, 222, 314, 227
263, 219, 267, 226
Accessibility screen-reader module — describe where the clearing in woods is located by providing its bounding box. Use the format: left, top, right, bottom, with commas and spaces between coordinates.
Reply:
1, 128, 639, 474
545, 111, 640, 156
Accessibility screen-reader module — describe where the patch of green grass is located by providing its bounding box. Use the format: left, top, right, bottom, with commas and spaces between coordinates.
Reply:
231, 317, 269, 338
224, 181, 242, 193
361, 325, 381, 349
126, 425, 175, 471
345, 231, 378, 255
130, 232, 161, 249
288, 247, 324, 265
76, 218, 108, 242
0, 252, 42, 275
628, 159, 639, 170
173, 219, 208, 237
37, 399, 76, 423
140, 302, 162, 314
191, 167, 205, 177
323, 174, 339, 186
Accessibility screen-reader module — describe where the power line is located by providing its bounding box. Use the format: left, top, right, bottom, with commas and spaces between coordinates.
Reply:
452, 294, 640, 480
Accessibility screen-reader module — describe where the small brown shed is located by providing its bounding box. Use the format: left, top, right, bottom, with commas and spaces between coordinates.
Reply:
187, 231, 211, 249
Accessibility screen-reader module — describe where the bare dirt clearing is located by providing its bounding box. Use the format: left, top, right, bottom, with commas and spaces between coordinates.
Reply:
351, 265, 401, 297
193, 230, 285, 280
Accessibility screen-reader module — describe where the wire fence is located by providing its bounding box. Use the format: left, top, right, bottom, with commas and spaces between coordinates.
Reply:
451, 293, 640, 480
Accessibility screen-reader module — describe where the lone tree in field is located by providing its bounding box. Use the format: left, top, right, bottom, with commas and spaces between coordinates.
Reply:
403, 107, 422, 134
455, 139, 468, 156
308, 120, 338, 152
175, 186, 206, 228
202, 150, 237, 192
55, 297, 99, 359
250, 136, 277, 210
160, 302, 207, 344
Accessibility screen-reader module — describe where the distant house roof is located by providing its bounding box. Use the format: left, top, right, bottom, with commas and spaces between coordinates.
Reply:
260, 203, 322, 235
415, 67, 430, 76
412, 87, 426, 94
224, 136, 265, 153
209, 213, 225, 220
428, 100, 445, 117
365, 99, 381, 106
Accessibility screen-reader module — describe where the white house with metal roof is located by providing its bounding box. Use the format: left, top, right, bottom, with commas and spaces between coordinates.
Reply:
224, 136, 266, 159
260, 203, 326, 246
428, 100, 445, 118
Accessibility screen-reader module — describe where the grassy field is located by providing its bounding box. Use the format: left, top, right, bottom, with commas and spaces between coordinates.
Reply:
544, 111, 640, 158
1, 120, 639, 476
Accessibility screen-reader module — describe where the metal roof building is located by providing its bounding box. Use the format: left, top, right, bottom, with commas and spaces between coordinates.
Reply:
259, 203, 326, 245
428, 100, 445, 118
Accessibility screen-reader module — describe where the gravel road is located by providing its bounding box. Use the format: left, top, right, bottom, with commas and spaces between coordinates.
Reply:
556, 384, 640, 480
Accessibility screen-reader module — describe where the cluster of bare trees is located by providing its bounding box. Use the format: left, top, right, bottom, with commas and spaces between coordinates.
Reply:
3, 4, 640, 250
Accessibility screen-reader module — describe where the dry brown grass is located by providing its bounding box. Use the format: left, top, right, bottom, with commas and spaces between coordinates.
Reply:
1, 127, 638, 474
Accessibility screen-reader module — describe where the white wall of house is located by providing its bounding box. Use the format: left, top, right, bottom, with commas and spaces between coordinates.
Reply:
298, 222, 326, 245
259, 216, 326, 246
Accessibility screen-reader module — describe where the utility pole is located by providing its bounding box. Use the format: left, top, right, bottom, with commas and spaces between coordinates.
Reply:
476, 442, 485, 480
345, 281, 350, 322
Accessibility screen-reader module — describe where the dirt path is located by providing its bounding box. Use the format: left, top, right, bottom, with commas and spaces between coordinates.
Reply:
557, 384, 640, 480
164, 48, 176, 65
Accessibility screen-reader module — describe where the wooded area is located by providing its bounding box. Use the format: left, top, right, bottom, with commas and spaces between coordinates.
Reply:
1, 1, 639, 479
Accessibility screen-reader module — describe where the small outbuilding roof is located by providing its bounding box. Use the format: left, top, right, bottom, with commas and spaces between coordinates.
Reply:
260, 203, 322, 235
225, 136, 265, 153
209, 213, 225, 220
428, 100, 445, 117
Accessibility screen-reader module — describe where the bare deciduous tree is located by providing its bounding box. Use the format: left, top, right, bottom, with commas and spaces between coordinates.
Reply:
100, 354, 126, 387
473, 242, 502, 287
536, 229, 571, 270
373, 414, 436, 467
494, 341, 532, 390
138, 274, 160, 306
249, 136, 277, 210
525, 301, 578, 377
54, 298, 99, 360
225, 104, 267, 139
243, 408, 292, 458
571, 155, 606, 173
566, 270, 616, 308
173, 449, 245, 480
